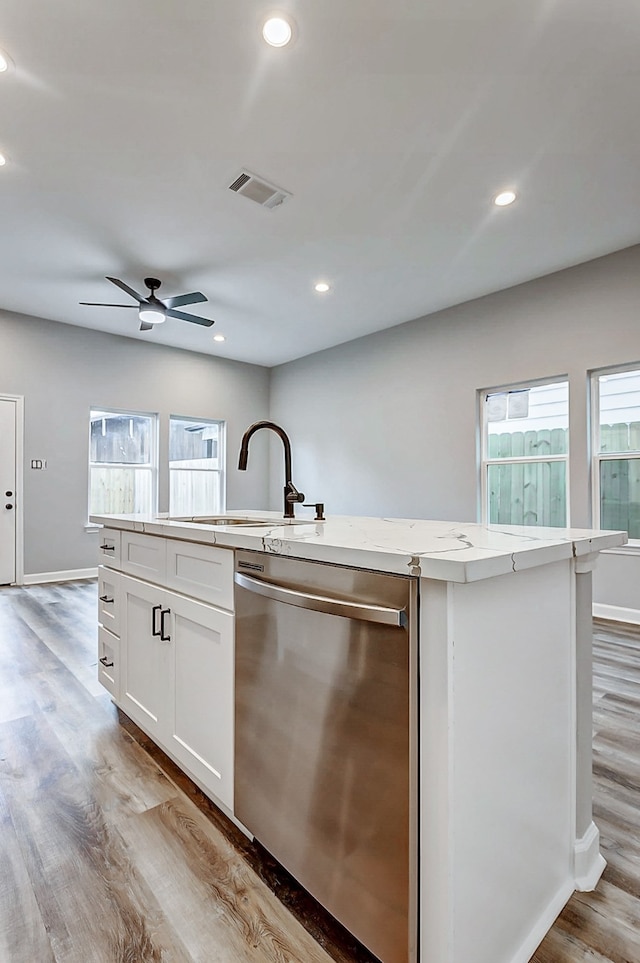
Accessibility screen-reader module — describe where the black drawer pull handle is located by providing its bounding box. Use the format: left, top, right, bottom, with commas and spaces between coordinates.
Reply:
151, 604, 162, 637
99, 595, 114, 603
100, 544, 115, 551
160, 608, 171, 642
99, 656, 114, 668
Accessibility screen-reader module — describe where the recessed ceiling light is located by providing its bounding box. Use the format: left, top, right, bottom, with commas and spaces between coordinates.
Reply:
0, 50, 13, 73
0, 153, 7, 167
213, 334, 226, 342
494, 190, 517, 207
314, 281, 330, 293
263, 16, 293, 47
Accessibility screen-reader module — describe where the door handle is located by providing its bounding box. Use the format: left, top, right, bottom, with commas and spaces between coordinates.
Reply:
99, 595, 114, 603
100, 543, 115, 551
99, 655, 114, 668
151, 604, 162, 637
159, 608, 171, 642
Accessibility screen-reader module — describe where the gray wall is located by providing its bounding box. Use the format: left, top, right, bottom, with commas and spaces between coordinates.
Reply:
0, 312, 270, 576
269, 244, 640, 611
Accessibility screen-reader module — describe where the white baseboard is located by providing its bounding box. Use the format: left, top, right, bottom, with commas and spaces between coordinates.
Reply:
574, 820, 606, 891
23, 567, 98, 585
510, 877, 575, 963
593, 602, 640, 625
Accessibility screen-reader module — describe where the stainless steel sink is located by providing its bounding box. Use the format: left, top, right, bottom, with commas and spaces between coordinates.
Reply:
168, 515, 311, 527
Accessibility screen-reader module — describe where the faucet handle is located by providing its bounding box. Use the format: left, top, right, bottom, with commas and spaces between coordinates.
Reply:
286, 485, 305, 504
304, 502, 325, 521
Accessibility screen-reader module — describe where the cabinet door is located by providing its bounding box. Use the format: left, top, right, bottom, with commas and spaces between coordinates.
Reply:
165, 539, 234, 610
165, 591, 235, 810
98, 565, 121, 636
98, 624, 119, 698
121, 531, 166, 583
98, 529, 121, 568
119, 574, 167, 739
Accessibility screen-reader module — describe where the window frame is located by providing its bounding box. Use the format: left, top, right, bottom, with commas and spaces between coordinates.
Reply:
479, 376, 571, 528
590, 362, 640, 547
168, 414, 226, 517
88, 406, 158, 519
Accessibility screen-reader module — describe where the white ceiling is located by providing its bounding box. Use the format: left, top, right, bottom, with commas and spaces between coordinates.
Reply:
1, 0, 639, 367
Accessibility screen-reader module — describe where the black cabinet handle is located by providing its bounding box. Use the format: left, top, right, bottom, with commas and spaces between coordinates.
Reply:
99, 656, 114, 668
160, 608, 171, 642
100, 543, 115, 551
5, 504, 13, 510
99, 595, 114, 603
151, 604, 162, 637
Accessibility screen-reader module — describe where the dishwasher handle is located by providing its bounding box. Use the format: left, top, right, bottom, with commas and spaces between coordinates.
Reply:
234, 571, 407, 627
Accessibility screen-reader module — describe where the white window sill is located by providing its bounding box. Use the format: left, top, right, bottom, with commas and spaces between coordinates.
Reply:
601, 544, 640, 556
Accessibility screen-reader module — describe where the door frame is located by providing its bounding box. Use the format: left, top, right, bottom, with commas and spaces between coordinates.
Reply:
0, 393, 24, 585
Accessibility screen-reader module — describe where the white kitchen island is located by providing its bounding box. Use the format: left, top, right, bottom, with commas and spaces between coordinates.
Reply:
91, 510, 626, 963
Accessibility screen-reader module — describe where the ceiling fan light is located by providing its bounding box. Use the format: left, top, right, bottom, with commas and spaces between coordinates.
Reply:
139, 305, 166, 324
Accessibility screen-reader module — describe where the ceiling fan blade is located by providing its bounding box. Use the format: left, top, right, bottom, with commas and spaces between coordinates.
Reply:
167, 308, 214, 327
80, 302, 138, 307
164, 292, 207, 309
106, 276, 145, 303
139, 320, 154, 331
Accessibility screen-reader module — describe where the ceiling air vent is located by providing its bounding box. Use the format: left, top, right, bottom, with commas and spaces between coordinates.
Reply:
228, 170, 292, 209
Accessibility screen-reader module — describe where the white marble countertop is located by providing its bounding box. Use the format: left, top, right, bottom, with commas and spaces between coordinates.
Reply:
90, 510, 627, 582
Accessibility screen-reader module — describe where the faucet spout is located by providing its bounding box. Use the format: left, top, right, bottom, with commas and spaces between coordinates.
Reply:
237, 420, 304, 518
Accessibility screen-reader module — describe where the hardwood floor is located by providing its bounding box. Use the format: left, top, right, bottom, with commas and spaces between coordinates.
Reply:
0, 583, 639, 962
532, 620, 640, 963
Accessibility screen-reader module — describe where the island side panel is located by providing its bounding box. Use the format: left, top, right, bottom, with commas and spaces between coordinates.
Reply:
418, 577, 455, 962
573, 552, 605, 889
419, 560, 579, 963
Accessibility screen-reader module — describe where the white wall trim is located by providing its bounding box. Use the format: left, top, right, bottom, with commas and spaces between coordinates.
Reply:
24, 567, 98, 585
574, 820, 606, 891
600, 545, 640, 557
593, 602, 640, 625
509, 878, 575, 963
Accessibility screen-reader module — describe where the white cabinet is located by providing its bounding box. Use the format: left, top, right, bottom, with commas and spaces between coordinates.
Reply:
119, 574, 166, 740
98, 624, 119, 697
166, 591, 234, 808
98, 528, 121, 566
121, 530, 166, 582
166, 537, 234, 609
99, 531, 235, 813
98, 565, 122, 699
98, 565, 121, 636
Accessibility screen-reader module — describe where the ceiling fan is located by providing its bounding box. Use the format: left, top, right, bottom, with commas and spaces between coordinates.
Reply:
80, 276, 214, 331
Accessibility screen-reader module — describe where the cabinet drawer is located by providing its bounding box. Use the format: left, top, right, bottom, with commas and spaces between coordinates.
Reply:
98, 624, 119, 697
121, 531, 167, 583
165, 540, 234, 611
98, 529, 121, 567
98, 566, 121, 636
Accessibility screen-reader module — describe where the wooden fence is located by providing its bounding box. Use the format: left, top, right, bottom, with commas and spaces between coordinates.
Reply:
488, 424, 640, 535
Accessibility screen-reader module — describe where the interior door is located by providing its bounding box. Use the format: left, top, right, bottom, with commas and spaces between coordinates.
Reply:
0, 398, 17, 585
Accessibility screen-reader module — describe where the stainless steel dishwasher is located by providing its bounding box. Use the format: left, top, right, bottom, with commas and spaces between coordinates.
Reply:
234, 550, 419, 963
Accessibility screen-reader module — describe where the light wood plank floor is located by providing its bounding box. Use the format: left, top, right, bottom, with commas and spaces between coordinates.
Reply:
1, 583, 639, 962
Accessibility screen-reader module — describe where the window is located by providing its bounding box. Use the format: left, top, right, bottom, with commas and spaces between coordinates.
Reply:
480, 379, 569, 527
89, 409, 157, 515
169, 416, 225, 517
592, 367, 640, 541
